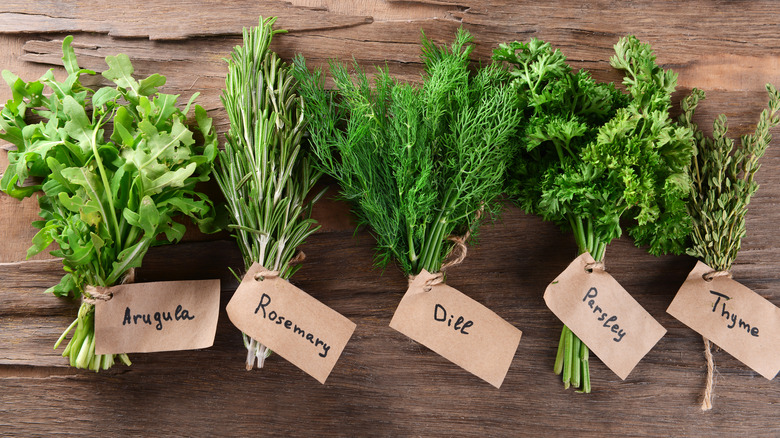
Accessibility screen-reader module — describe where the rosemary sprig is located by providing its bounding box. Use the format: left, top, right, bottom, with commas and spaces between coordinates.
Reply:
293, 28, 521, 277
215, 17, 324, 370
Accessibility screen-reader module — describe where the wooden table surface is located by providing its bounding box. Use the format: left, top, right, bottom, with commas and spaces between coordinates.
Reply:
1, 1, 779, 436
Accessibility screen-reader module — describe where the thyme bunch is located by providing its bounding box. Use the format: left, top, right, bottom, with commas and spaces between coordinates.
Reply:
680, 84, 780, 272
215, 17, 324, 369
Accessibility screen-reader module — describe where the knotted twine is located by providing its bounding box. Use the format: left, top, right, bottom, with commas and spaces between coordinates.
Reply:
584, 260, 605, 273
253, 251, 307, 281
82, 268, 136, 305
408, 208, 483, 292
698, 269, 731, 411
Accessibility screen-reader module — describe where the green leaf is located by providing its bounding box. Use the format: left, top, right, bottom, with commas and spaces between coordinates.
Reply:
106, 238, 152, 285
102, 53, 138, 94
195, 104, 213, 140
27, 223, 57, 258
145, 162, 196, 193
45, 273, 76, 298
137, 196, 160, 237
62, 95, 92, 145
61, 36, 79, 76
138, 73, 166, 96
92, 87, 121, 108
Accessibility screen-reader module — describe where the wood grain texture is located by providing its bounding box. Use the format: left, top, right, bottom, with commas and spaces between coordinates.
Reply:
1, 1, 779, 436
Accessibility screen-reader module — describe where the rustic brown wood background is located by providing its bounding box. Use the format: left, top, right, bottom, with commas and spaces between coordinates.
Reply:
1, 1, 779, 436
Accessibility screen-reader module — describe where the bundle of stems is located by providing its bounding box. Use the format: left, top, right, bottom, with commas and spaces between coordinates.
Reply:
292, 28, 521, 278
0, 37, 218, 370
677, 84, 780, 409
215, 17, 324, 370
494, 36, 696, 392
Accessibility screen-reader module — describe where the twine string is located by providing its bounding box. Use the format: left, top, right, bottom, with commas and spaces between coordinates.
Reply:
584, 260, 605, 273
701, 336, 715, 411
702, 270, 732, 282
81, 268, 136, 305
254, 251, 306, 281
409, 207, 483, 291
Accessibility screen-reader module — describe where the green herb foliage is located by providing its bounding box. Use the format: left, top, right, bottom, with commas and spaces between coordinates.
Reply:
493, 36, 696, 392
293, 28, 521, 277
0, 37, 218, 370
215, 17, 324, 369
680, 84, 780, 271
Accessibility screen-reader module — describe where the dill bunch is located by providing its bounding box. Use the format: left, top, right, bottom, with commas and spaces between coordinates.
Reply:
292, 28, 520, 277
215, 17, 324, 370
494, 36, 696, 392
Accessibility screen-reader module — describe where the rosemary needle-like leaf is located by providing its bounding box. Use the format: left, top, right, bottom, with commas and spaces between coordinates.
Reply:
214, 17, 324, 369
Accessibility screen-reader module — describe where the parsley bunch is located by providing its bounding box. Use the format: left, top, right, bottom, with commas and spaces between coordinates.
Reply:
292, 29, 520, 278
0, 37, 218, 370
494, 36, 696, 392
215, 17, 324, 369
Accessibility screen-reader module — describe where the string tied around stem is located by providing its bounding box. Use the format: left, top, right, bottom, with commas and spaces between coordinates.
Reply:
253, 251, 306, 281
81, 268, 136, 305
409, 207, 483, 292
699, 268, 730, 411
584, 260, 605, 273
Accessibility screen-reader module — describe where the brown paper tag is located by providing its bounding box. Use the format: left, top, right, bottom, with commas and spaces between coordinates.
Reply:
95, 279, 221, 354
667, 261, 780, 380
544, 253, 666, 380
226, 263, 356, 384
389, 270, 522, 388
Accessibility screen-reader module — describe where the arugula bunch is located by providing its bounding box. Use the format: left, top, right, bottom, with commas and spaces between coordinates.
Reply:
494, 36, 696, 392
0, 37, 218, 370
215, 17, 324, 369
677, 84, 779, 409
293, 28, 521, 277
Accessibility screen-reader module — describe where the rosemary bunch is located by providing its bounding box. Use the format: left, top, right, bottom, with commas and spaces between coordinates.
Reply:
495, 36, 696, 392
293, 28, 521, 277
215, 17, 324, 370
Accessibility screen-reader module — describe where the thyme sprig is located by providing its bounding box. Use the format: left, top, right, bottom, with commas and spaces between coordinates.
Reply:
680, 84, 780, 272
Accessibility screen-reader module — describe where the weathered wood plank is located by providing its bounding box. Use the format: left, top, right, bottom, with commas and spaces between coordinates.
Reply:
1, 1, 780, 435
0, 210, 778, 436
0, 1, 374, 40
